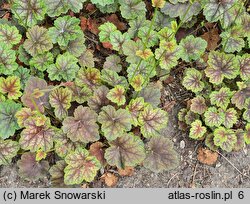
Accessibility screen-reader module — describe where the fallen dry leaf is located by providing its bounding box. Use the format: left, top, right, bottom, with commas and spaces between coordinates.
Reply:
201, 27, 220, 51
163, 101, 176, 112
102, 42, 113, 50
89, 142, 106, 165
86, 3, 96, 12
87, 18, 100, 35
101, 173, 118, 187
80, 17, 88, 31
105, 14, 127, 31
118, 167, 134, 176
197, 147, 218, 166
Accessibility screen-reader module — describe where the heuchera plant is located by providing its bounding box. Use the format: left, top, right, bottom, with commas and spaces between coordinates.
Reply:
0, 0, 249, 187
179, 0, 250, 153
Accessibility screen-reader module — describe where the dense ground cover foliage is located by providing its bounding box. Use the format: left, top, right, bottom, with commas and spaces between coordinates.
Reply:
0, 0, 249, 187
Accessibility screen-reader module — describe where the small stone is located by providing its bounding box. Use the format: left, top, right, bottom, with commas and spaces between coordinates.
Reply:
180, 140, 185, 149
216, 162, 221, 168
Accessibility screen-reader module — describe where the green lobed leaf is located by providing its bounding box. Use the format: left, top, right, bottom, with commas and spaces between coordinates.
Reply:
62, 106, 99, 143
110, 30, 130, 52
204, 107, 225, 128
220, 28, 245, 53
23, 26, 53, 57
231, 82, 250, 110
68, 83, 92, 104
21, 77, 52, 113
243, 99, 250, 122
64, 148, 101, 184
182, 68, 204, 93
13, 67, 31, 90
205, 51, 239, 85
0, 139, 20, 165
210, 87, 233, 109
214, 127, 237, 152
237, 54, 250, 81
138, 27, 159, 47
49, 87, 72, 120
122, 39, 143, 64
0, 76, 22, 100
45, 0, 87, 17
101, 69, 128, 88
178, 35, 207, 62
119, 0, 146, 20
190, 96, 207, 114
0, 43, 18, 75
98, 105, 132, 141
202, 0, 242, 29
19, 115, 56, 152
64, 32, 86, 57
137, 84, 161, 107
78, 49, 95, 68
189, 120, 207, 140
138, 104, 168, 138
99, 22, 117, 42
161, 1, 201, 23
87, 85, 111, 113
29, 52, 54, 71
75, 68, 101, 91
0, 24, 21, 46
48, 16, 82, 47
222, 108, 237, 129
107, 85, 126, 106
49, 160, 67, 187
126, 97, 145, 126
47, 52, 79, 81
103, 54, 122, 72
105, 133, 146, 169
155, 40, 180, 71
12, 0, 46, 27
143, 136, 179, 173
0, 100, 21, 139
54, 130, 84, 159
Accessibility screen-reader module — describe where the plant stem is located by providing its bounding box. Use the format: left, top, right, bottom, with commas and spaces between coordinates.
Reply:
135, 1, 194, 97
128, 8, 158, 87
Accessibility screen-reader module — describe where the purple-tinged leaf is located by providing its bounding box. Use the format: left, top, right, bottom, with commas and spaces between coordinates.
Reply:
205, 51, 239, 85
214, 127, 237, 152
62, 106, 99, 143
105, 133, 146, 169
204, 107, 224, 127
98, 105, 132, 141
231, 82, 250, 110
19, 116, 55, 152
0, 139, 19, 165
17, 152, 49, 181
189, 120, 207, 140
21, 77, 52, 113
49, 87, 72, 120
88, 85, 111, 113
190, 96, 207, 114
64, 148, 101, 184
143, 136, 179, 173
138, 105, 168, 138
0, 100, 22, 139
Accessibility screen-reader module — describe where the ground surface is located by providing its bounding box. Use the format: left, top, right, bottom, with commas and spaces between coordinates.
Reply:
1, 75, 249, 188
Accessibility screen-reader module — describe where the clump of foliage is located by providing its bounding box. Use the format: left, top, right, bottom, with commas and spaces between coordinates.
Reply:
0, 0, 249, 187
179, 0, 250, 153
0, 0, 183, 186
